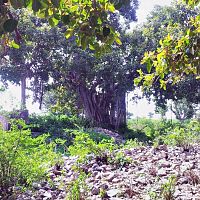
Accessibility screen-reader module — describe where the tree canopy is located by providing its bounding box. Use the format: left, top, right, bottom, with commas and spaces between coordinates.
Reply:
0, 0, 138, 55
132, 2, 200, 112
135, 0, 200, 88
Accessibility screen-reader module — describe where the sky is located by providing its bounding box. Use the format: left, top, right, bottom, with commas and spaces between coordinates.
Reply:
136, 0, 173, 23
0, 0, 174, 118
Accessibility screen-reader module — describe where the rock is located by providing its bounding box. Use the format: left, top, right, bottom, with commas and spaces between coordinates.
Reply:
178, 177, 188, 184
14, 144, 200, 200
112, 178, 121, 183
91, 187, 100, 195
92, 163, 99, 169
96, 173, 102, 179
32, 183, 41, 190
100, 183, 109, 190
157, 169, 167, 177
159, 160, 171, 168
107, 189, 121, 197
92, 171, 98, 177
124, 149, 132, 155
106, 173, 117, 182
135, 177, 147, 185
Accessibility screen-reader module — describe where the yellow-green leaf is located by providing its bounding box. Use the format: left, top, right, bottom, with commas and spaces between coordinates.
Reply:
65, 29, 74, 39
115, 37, 122, 45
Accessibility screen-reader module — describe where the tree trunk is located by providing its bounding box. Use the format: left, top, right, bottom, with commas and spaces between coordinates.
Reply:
77, 85, 127, 130
21, 77, 26, 110
114, 92, 127, 129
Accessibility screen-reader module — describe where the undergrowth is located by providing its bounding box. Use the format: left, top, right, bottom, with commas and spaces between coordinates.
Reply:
0, 120, 61, 199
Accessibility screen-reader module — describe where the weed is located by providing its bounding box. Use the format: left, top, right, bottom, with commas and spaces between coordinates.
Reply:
122, 138, 143, 149
157, 120, 200, 148
68, 130, 117, 163
109, 151, 132, 168
161, 176, 176, 200
66, 172, 89, 200
148, 190, 159, 200
0, 120, 60, 198
100, 188, 107, 199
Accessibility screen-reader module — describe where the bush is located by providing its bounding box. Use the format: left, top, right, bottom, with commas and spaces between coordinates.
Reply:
155, 120, 200, 148
29, 114, 78, 134
68, 130, 143, 168
0, 120, 60, 198
66, 172, 89, 200
68, 130, 116, 163
126, 118, 182, 142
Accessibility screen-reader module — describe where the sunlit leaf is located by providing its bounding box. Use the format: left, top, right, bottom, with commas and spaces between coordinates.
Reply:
115, 37, 122, 45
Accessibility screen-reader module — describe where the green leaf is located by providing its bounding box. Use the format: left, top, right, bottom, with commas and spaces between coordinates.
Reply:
32, 0, 41, 12
146, 60, 152, 73
81, 36, 88, 50
160, 80, 166, 90
70, 5, 79, 12
3, 19, 18, 33
89, 44, 95, 50
108, 4, 115, 12
10, 40, 20, 49
65, 29, 73, 39
97, 17, 102, 25
115, 37, 122, 45
48, 18, 55, 27
48, 17, 59, 27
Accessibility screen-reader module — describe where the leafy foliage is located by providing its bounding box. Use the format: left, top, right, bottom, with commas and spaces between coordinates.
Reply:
66, 172, 89, 200
161, 176, 176, 200
135, 1, 200, 88
0, 0, 138, 53
29, 113, 79, 133
155, 120, 200, 148
0, 12, 139, 129
132, 2, 200, 111
0, 120, 60, 198
126, 118, 180, 142
68, 130, 116, 162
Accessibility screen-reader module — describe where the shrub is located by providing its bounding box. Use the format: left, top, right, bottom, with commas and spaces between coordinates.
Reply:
122, 139, 143, 149
156, 120, 200, 148
66, 172, 89, 200
126, 118, 183, 142
0, 120, 60, 198
29, 113, 78, 134
68, 130, 116, 163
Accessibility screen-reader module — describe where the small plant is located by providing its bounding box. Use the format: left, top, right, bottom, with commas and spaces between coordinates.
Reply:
124, 177, 140, 198
157, 120, 200, 149
123, 138, 143, 149
100, 188, 107, 199
0, 120, 60, 198
148, 190, 159, 200
109, 151, 132, 168
66, 172, 89, 200
161, 176, 176, 200
68, 130, 116, 163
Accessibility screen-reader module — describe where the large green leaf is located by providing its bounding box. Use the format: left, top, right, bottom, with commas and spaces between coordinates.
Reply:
3, 19, 18, 33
